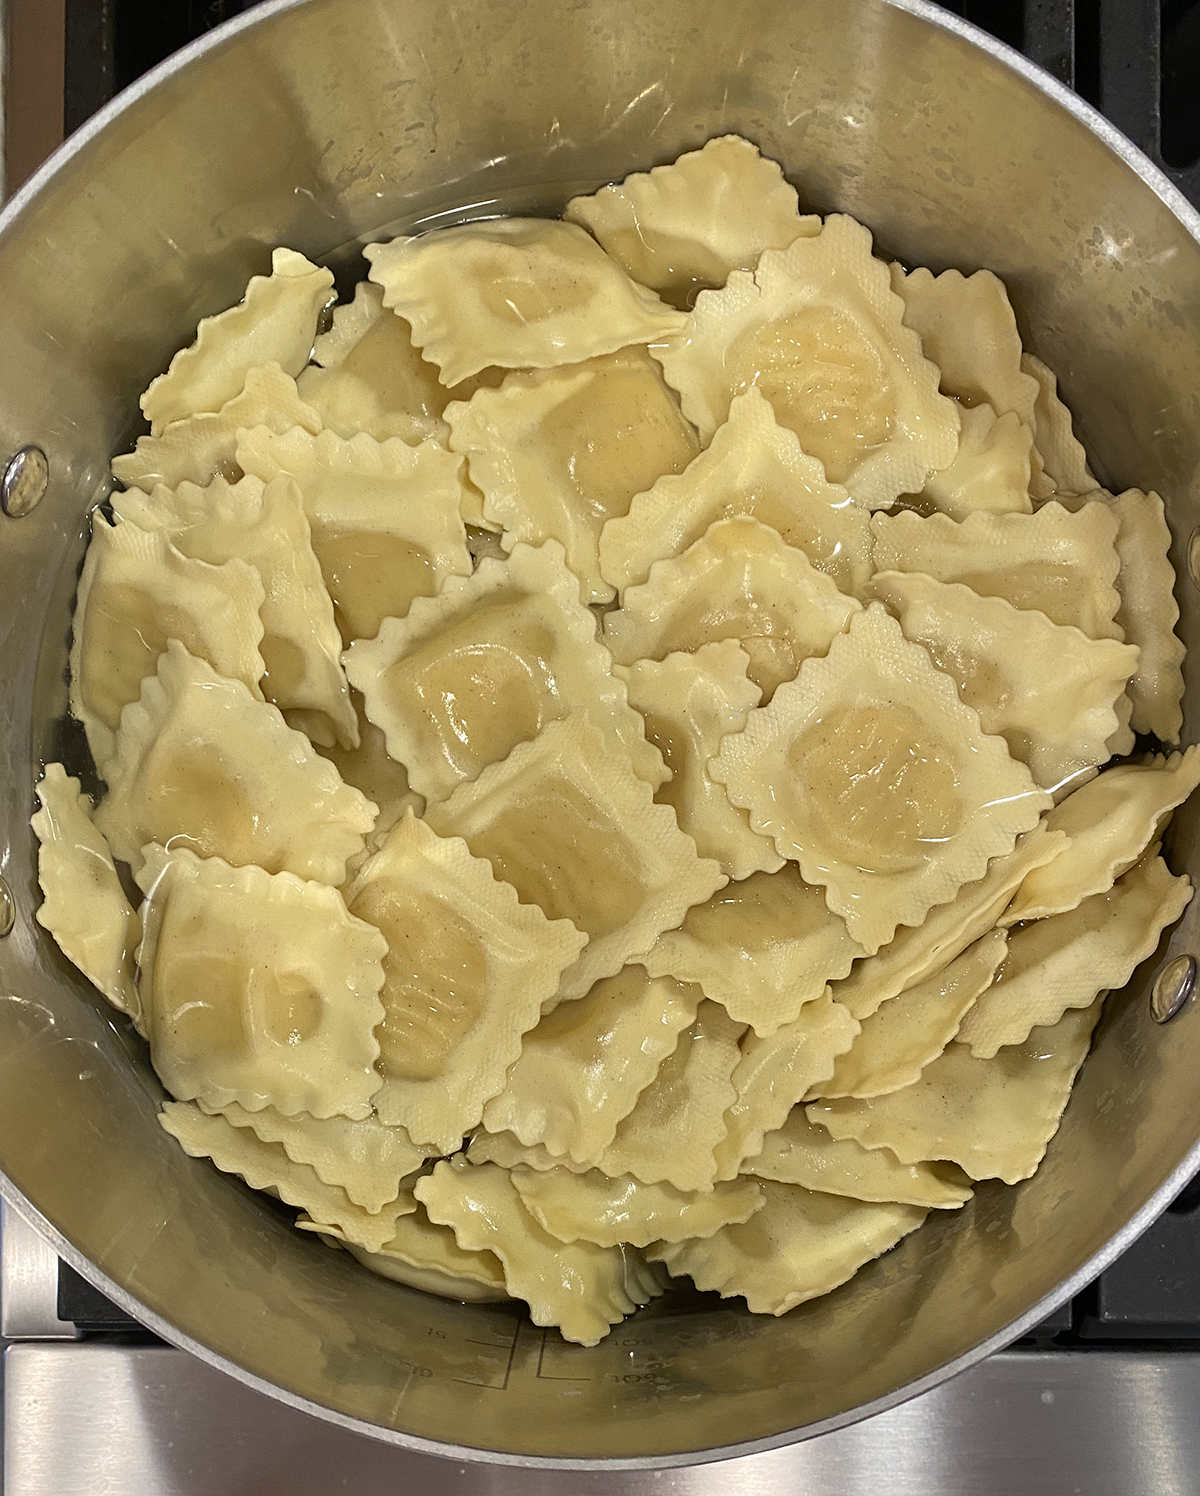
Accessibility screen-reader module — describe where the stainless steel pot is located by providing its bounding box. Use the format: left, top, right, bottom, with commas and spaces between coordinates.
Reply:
1, 0, 1199, 1468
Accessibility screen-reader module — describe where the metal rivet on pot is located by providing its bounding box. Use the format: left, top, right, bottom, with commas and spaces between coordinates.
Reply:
0, 445, 48, 518
0, 877, 13, 938
1151, 954, 1197, 1024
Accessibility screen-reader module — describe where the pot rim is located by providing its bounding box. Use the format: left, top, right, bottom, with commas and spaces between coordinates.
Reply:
5, 0, 1200, 1470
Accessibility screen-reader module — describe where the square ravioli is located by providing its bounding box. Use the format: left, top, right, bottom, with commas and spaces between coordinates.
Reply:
646, 864, 863, 1035
480, 964, 703, 1165
920, 404, 1035, 521
890, 265, 1038, 426
1022, 352, 1094, 497
112, 472, 358, 749
306, 1206, 509, 1304
113, 362, 322, 494
809, 1003, 1103, 1184
603, 515, 861, 701
69, 512, 265, 776
592, 1000, 746, 1193
160, 1103, 416, 1253
424, 715, 725, 1002
140, 248, 333, 434
957, 852, 1192, 1057
748, 1109, 973, 1209
415, 1157, 664, 1346
831, 824, 1069, 1020
808, 930, 1008, 1100
445, 348, 699, 604
364, 218, 687, 386
343, 811, 586, 1152
565, 135, 811, 305
870, 501, 1124, 641
206, 1100, 428, 1214
343, 539, 665, 804
653, 214, 960, 505
649, 1181, 926, 1315
32, 763, 143, 1030
511, 1165, 765, 1248
1005, 749, 1200, 923
711, 604, 1051, 953
95, 641, 375, 885
136, 846, 386, 1120
599, 386, 873, 598
619, 641, 783, 880
713, 991, 860, 1179
235, 425, 472, 644
298, 280, 450, 445
869, 569, 1138, 791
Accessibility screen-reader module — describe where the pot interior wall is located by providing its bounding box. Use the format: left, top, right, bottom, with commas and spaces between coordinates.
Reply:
1, 0, 1199, 1463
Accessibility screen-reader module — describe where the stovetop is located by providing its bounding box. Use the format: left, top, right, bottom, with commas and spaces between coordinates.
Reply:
7, 0, 1200, 1491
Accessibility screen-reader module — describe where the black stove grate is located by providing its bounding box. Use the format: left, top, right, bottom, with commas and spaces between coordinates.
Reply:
49, 0, 1200, 1346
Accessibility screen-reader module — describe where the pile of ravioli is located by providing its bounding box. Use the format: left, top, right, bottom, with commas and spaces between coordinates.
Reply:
32, 135, 1199, 1348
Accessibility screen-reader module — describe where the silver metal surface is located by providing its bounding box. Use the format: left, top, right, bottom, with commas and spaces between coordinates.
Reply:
3, 0, 1200, 1469
9, 1342, 1200, 1496
0, 876, 12, 938
0, 443, 48, 516
1153, 955, 1198, 1024
0, 1203, 78, 1339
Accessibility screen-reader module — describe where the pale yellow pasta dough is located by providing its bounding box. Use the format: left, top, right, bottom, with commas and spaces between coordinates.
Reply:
713, 991, 860, 1180
831, 825, 1069, 1020
711, 603, 1050, 953
298, 280, 450, 445
112, 472, 358, 749
303, 1207, 509, 1302
921, 404, 1034, 521
654, 214, 960, 504
200, 1101, 428, 1214
159, 1103, 415, 1252
603, 515, 861, 701
310, 705, 425, 848
113, 363, 322, 494
649, 1181, 926, 1315
1102, 488, 1184, 742
890, 265, 1038, 425
646, 863, 863, 1035
141, 248, 333, 434
594, 1001, 746, 1193
445, 349, 699, 603
344, 811, 586, 1152
1005, 749, 1200, 923
343, 540, 665, 803
565, 135, 811, 305
364, 218, 687, 386
32, 763, 143, 1030
1022, 351, 1094, 498
870, 569, 1138, 791
466, 1131, 590, 1175
958, 852, 1192, 1057
235, 425, 472, 645
95, 642, 375, 884
69, 512, 265, 775
512, 1165, 765, 1248
599, 386, 873, 598
870, 501, 1124, 641
137, 846, 385, 1120
480, 964, 702, 1165
809, 1003, 1102, 1184
809, 930, 1008, 1100
424, 715, 724, 1003
747, 1109, 972, 1209
415, 1157, 664, 1346
619, 641, 782, 880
